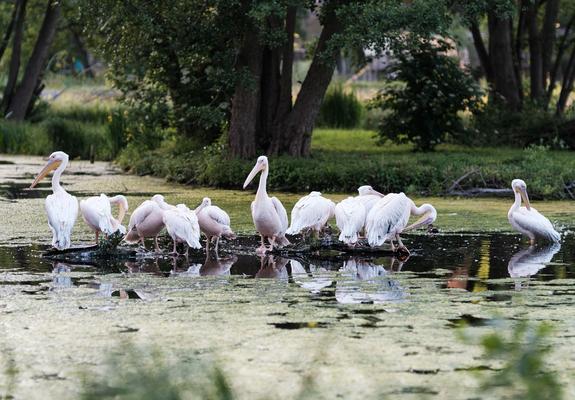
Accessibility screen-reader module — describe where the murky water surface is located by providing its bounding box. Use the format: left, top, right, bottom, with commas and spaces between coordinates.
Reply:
1, 156, 575, 399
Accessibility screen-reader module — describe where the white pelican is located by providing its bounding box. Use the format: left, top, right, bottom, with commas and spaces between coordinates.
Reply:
366, 192, 436, 253
508, 179, 560, 244
334, 197, 367, 245
29, 151, 78, 250
162, 204, 202, 255
286, 191, 335, 237
80, 194, 129, 243
124, 195, 166, 252
356, 185, 385, 214
243, 156, 289, 254
195, 197, 236, 252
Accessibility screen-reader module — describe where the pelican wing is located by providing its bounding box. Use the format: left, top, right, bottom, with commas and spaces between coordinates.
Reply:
366, 193, 411, 247
271, 196, 289, 232
162, 207, 201, 249
287, 194, 334, 234
46, 192, 78, 250
335, 197, 366, 244
513, 207, 561, 242
207, 205, 231, 227
80, 194, 116, 235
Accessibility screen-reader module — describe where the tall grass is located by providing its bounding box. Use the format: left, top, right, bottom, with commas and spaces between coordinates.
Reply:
317, 85, 364, 129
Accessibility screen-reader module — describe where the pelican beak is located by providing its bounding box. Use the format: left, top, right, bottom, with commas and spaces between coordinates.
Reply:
520, 187, 531, 211
404, 213, 437, 232
29, 159, 61, 188
371, 188, 384, 197
243, 162, 264, 189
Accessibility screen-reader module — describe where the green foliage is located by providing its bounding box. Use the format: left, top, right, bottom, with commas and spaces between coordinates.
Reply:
317, 85, 363, 129
370, 39, 482, 151
80, 344, 235, 400
116, 129, 575, 199
460, 321, 562, 400
470, 102, 563, 148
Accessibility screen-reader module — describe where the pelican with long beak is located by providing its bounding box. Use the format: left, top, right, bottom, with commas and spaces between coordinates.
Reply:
29, 151, 79, 250
508, 179, 560, 244
243, 156, 289, 254
80, 194, 129, 243
365, 193, 436, 254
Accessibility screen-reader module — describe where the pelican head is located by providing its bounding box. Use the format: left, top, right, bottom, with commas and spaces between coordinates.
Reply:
30, 151, 69, 188
243, 156, 268, 189
151, 194, 165, 203
358, 185, 383, 197
309, 191, 321, 196
511, 179, 531, 210
195, 197, 211, 213
404, 204, 437, 231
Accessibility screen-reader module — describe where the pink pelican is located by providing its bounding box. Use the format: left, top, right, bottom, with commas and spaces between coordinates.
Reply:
243, 156, 289, 254
162, 204, 202, 255
124, 194, 167, 252
286, 191, 335, 237
334, 197, 367, 245
365, 193, 436, 254
195, 197, 236, 253
80, 194, 129, 243
29, 151, 78, 250
356, 185, 385, 213
508, 179, 560, 244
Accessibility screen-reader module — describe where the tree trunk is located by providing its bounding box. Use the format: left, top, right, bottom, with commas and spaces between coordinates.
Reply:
556, 44, 575, 115
469, 21, 492, 81
527, 3, 544, 100
547, 12, 575, 107
228, 28, 263, 158
268, 7, 342, 156
488, 11, 522, 111
541, 0, 560, 84
6, 0, 60, 120
0, 0, 18, 65
2, 0, 27, 116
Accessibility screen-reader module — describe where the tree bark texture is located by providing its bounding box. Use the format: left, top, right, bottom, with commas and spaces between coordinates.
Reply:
487, 11, 522, 111
2, 0, 27, 116
7, 0, 60, 120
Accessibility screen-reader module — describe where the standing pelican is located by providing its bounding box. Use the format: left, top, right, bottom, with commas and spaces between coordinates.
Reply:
29, 151, 78, 250
243, 156, 289, 254
162, 204, 202, 255
356, 185, 385, 214
334, 197, 367, 246
508, 179, 560, 244
124, 195, 166, 252
195, 197, 236, 253
366, 193, 436, 253
80, 194, 129, 243
286, 191, 335, 237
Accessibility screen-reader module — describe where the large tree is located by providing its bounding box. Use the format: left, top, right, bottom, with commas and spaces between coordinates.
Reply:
82, 0, 450, 157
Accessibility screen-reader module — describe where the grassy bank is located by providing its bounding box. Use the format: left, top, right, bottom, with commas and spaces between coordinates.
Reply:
117, 129, 575, 199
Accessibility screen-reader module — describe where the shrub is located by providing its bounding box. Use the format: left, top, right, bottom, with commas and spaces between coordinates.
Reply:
42, 118, 112, 160
317, 85, 364, 129
470, 102, 563, 148
370, 39, 482, 151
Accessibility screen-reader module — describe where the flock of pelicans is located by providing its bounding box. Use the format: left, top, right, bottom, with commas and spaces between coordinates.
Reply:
29, 151, 561, 256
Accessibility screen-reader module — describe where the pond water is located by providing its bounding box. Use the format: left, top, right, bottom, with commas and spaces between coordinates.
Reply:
1, 156, 575, 399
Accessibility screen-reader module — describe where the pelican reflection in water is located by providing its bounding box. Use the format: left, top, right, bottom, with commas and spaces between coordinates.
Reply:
508, 243, 561, 290
336, 258, 407, 304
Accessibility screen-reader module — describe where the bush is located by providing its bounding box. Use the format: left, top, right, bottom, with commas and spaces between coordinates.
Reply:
370, 39, 482, 151
470, 102, 563, 148
317, 85, 364, 129
43, 117, 111, 160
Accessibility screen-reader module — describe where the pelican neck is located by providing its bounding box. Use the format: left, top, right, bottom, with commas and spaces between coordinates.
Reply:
256, 165, 269, 200
51, 159, 68, 193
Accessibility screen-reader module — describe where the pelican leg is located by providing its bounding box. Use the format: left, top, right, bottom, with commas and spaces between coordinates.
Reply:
170, 240, 179, 256
95, 231, 100, 245
214, 237, 220, 254
396, 234, 410, 256
139, 236, 147, 251
256, 236, 267, 255
389, 239, 396, 252
268, 236, 277, 252
154, 236, 161, 253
